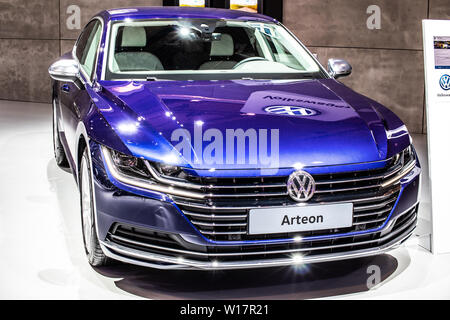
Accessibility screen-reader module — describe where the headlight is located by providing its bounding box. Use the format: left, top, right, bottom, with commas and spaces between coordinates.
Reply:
109, 148, 186, 180
403, 145, 415, 164
381, 145, 417, 188
110, 149, 149, 178
101, 146, 205, 199
392, 145, 415, 167
153, 163, 183, 178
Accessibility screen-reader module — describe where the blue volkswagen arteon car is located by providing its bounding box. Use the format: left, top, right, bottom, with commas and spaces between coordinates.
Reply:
48, 7, 420, 270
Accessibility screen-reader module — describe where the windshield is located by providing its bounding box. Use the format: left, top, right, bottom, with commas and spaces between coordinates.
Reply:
105, 19, 324, 81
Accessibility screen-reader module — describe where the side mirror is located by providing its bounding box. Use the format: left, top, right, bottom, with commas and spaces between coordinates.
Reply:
48, 58, 80, 83
327, 58, 352, 79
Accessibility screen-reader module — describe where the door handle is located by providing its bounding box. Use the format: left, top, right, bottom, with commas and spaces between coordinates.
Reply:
61, 84, 70, 93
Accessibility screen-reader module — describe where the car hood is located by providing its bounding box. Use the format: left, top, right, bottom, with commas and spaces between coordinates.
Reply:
93, 78, 410, 170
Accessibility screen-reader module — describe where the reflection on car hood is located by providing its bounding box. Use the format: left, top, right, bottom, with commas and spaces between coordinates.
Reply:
93, 78, 410, 170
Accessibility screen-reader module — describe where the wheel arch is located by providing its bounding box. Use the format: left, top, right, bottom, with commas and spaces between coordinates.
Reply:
74, 122, 91, 185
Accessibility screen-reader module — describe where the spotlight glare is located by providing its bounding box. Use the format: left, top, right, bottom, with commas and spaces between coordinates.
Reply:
293, 162, 305, 170
179, 27, 191, 37
117, 122, 138, 134
292, 254, 303, 264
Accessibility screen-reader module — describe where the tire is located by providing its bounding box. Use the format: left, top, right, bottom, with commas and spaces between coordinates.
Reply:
52, 98, 69, 168
79, 148, 111, 267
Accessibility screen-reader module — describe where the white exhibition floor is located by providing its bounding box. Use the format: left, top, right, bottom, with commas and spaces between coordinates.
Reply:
0, 99, 449, 300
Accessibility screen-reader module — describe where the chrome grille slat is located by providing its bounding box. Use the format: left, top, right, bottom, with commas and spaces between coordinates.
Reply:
190, 220, 247, 227
187, 174, 402, 198
314, 163, 402, 185
353, 196, 397, 212
353, 206, 392, 218
182, 211, 248, 220
352, 217, 387, 226
200, 230, 247, 236
203, 191, 288, 198
202, 183, 286, 189
314, 184, 382, 194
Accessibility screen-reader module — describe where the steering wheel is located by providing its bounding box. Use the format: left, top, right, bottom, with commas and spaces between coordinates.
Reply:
233, 57, 268, 69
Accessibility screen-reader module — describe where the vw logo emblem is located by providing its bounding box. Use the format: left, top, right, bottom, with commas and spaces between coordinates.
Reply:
440, 74, 450, 91
287, 170, 316, 202
264, 106, 318, 116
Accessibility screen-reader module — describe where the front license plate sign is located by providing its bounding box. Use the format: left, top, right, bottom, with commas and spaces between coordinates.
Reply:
248, 203, 353, 235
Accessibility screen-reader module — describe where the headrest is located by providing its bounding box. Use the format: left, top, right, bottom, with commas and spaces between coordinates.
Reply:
121, 27, 147, 47
210, 34, 234, 57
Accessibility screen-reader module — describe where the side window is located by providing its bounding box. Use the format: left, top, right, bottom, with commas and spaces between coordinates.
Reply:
75, 20, 102, 80
75, 21, 97, 62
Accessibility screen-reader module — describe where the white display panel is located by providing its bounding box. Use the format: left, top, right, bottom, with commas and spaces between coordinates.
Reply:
229, 0, 258, 13
423, 20, 450, 254
179, 0, 205, 7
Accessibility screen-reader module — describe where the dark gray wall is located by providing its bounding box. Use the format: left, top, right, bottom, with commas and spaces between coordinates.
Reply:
0, 0, 449, 133
0, 0, 60, 103
284, 0, 448, 134
0, 0, 162, 104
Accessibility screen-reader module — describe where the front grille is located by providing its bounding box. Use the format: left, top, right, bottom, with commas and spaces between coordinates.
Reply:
171, 156, 406, 241
106, 205, 418, 264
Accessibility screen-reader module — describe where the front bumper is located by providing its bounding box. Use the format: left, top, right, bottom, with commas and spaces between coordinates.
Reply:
99, 206, 417, 270
90, 141, 421, 270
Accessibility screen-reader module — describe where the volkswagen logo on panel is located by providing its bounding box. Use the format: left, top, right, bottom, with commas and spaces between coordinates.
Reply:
264, 106, 318, 116
287, 171, 316, 202
439, 74, 450, 91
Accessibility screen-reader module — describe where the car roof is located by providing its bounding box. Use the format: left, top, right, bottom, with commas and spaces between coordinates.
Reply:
97, 6, 277, 23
